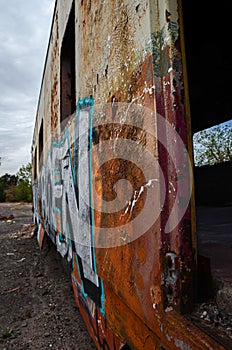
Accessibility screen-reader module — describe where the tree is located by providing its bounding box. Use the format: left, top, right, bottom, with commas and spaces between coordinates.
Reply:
14, 182, 32, 202
16, 163, 32, 186
193, 122, 232, 167
0, 174, 18, 202
5, 186, 16, 202
0, 163, 32, 203
15, 163, 32, 202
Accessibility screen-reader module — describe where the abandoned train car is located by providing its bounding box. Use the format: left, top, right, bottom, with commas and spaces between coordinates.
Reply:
31, 0, 231, 349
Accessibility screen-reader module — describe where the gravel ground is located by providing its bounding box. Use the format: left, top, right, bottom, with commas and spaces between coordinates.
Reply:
190, 299, 232, 349
0, 203, 96, 350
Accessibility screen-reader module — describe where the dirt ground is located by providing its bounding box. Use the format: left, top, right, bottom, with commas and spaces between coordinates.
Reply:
0, 203, 231, 350
0, 203, 96, 350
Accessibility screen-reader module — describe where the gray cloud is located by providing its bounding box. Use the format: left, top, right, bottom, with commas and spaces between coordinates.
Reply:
0, 0, 55, 175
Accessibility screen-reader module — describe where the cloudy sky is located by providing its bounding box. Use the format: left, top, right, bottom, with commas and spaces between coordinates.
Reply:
0, 0, 55, 176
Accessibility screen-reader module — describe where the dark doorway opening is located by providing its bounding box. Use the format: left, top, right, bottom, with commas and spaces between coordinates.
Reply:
60, 3, 76, 130
39, 120, 44, 170
33, 146, 37, 181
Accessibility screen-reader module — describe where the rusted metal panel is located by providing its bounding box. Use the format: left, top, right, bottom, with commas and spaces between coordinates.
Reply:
31, 0, 227, 349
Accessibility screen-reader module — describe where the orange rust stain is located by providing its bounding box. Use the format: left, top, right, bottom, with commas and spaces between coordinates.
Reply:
104, 281, 162, 349
104, 276, 227, 350
92, 142, 102, 240
107, 53, 155, 110
72, 277, 125, 350
51, 12, 59, 134
55, 173, 60, 182
56, 212, 61, 235
136, 273, 144, 291
93, 52, 161, 334
94, 157, 146, 230
138, 246, 146, 264
38, 226, 45, 250
72, 255, 81, 285
92, 53, 156, 238
150, 285, 162, 308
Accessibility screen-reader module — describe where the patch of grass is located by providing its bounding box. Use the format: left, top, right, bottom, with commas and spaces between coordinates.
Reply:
2, 328, 12, 339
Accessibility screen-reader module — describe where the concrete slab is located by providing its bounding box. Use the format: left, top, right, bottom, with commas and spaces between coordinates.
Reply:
196, 206, 232, 283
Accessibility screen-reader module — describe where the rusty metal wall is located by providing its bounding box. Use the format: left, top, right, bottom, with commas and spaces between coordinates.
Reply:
31, 0, 226, 349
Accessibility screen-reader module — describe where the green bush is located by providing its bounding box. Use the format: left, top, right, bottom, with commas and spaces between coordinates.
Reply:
0, 163, 32, 203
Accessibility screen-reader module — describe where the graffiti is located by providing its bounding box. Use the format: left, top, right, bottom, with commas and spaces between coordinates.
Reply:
32, 182, 39, 225
34, 98, 104, 310
71, 272, 122, 350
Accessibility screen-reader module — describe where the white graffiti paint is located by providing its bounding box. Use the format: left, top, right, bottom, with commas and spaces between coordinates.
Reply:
38, 106, 99, 286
